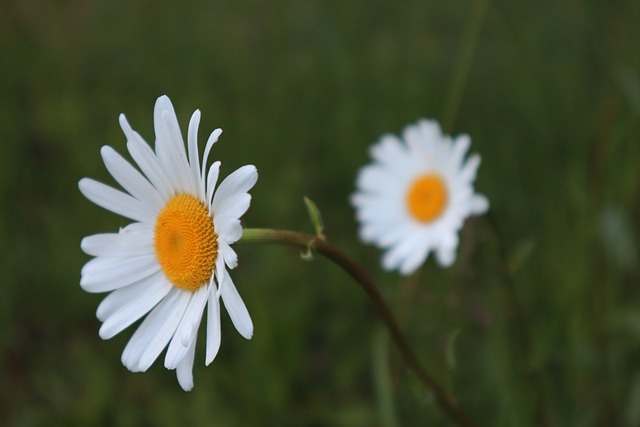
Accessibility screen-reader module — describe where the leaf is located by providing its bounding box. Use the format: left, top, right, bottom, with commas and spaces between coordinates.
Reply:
304, 196, 325, 238
445, 329, 460, 371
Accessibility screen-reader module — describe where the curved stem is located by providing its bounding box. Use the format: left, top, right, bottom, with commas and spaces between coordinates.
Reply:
239, 228, 479, 427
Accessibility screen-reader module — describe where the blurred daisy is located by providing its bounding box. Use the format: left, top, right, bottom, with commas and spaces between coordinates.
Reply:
79, 95, 257, 391
351, 119, 488, 275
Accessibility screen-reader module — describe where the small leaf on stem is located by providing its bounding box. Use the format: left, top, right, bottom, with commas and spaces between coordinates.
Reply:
304, 196, 325, 239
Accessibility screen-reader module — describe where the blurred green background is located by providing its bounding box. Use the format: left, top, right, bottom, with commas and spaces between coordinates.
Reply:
1, 0, 639, 425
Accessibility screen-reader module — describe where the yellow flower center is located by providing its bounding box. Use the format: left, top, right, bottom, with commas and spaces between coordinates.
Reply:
154, 194, 217, 292
406, 174, 448, 223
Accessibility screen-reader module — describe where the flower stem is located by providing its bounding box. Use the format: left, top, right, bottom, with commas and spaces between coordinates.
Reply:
485, 213, 549, 425
239, 228, 479, 427
442, 0, 490, 133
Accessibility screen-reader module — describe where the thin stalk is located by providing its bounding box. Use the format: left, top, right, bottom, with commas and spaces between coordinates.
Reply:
373, 325, 399, 427
239, 228, 479, 427
485, 213, 549, 425
442, 0, 490, 133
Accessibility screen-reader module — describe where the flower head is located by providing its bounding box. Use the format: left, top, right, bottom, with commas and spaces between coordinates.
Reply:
79, 95, 257, 390
351, 119, 488, 275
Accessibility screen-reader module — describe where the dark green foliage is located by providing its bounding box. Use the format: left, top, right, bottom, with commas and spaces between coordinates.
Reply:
1, 0, 639, 425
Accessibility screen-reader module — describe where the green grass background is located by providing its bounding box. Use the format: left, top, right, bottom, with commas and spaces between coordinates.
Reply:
1, 0, 639, 425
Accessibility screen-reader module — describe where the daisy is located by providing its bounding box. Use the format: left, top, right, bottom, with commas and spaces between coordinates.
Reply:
78, 95, 257, 391
351, 119, 488, 275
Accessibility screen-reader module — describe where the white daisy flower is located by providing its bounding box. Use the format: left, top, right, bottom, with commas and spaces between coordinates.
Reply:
78, 95, 257, 391
351, 119, 488, 275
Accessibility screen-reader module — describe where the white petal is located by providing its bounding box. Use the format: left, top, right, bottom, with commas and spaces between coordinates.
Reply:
381, 233, 425, 274
81, 256, 121, 275
153, 96, 182, 151
100, 146, 164, 211
98, 275, 172, 339
352, 194, 406, 228
153, 96, 195, 195
201, 129, 222, 184
79, 178, 156, 223
154, 96, 178, 125
436, 246, 456, 267
152, 100, 180, 189
376, 222, 416, 247
441, 231, 460, 251
120, 114, 172, 202
355, 165, 399, 194
81, 232, 153, 257
119, 222, 154, 236
450, 134, 471, 170
215, 216, 242, 244
403, 121, 432, 159
218, 240, 238, 269
80, 255, 160, 293
164, 285, 208, 370
399, 241, 431, 275
220, 273, 253, 339
187, 110, 204, 200
181, 286, 209, 347
213, 193, 251, 221
433, 231, 460, 267
211, 165, 258, 214
96, 271, 167, 321
460, 154, 481, 183
417, 119, 444, 146
176, 327, 198, 391
165, 109, 197, 193
215, 254, 226, 296
469, 194, 489, 215
206, 161, 221, 208
121, 287, 181, 372
205, 283, 221, 365
362, 217, 413, 248
370, 134, 409, 171
80, 253, 155, 280
137, 289, 192, 372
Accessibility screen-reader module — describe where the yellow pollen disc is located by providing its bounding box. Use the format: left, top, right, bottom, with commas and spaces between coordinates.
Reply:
406, 174, 448, 223
154, 194, 218, 292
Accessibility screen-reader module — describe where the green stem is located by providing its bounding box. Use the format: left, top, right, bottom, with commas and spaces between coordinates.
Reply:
485, 213, 549, 425
442, 0, 490, 133
373, 325, 399, 427
239, 228, 479, 427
